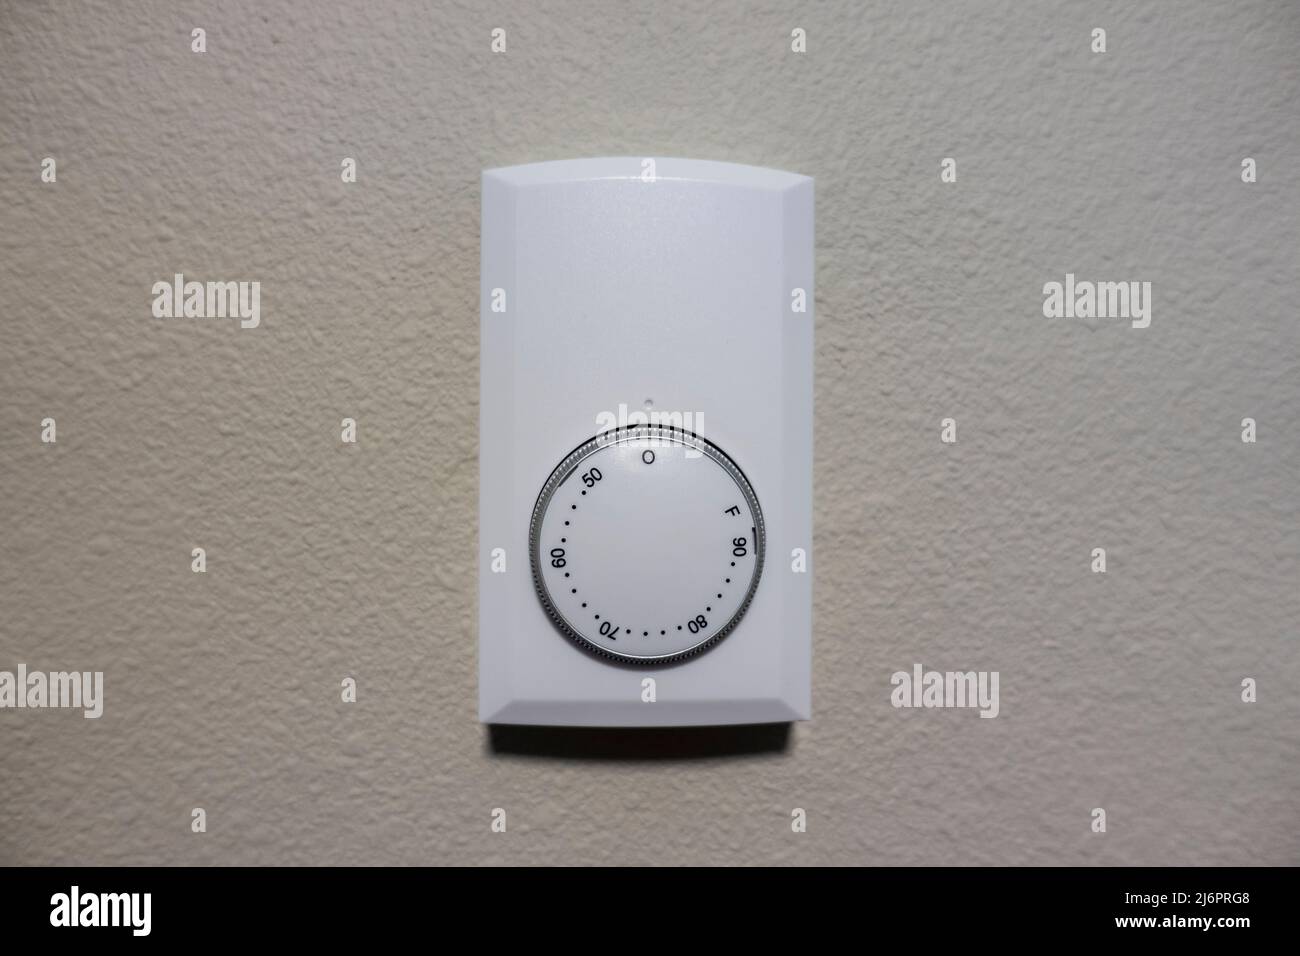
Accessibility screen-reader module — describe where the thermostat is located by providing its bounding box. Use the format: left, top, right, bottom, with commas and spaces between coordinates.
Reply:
479, 157, 813, 727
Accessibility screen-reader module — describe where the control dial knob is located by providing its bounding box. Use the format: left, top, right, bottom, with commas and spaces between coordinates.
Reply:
530, 425, 765, 665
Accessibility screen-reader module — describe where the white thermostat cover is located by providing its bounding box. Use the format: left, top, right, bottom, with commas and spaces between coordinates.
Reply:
479, 157, 812, 727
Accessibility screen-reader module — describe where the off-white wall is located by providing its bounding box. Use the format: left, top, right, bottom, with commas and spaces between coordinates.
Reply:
1, 0, 1297, 865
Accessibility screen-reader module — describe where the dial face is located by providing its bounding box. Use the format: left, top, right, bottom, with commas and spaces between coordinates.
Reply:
530, 425, 765, 665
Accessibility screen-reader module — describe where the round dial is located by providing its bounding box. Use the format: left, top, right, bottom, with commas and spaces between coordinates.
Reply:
530, 425, 765, 665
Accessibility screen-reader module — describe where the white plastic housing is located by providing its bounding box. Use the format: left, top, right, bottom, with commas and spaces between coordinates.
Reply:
479, 157, 813, 726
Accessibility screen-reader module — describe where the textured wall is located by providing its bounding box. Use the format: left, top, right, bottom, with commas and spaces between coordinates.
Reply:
1, 0, 1297, 866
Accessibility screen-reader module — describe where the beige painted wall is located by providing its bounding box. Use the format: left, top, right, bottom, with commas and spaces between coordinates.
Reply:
1, 0, 1297, 865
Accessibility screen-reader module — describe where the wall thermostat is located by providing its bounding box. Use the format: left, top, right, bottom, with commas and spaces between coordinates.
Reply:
479, 157, 813, 726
